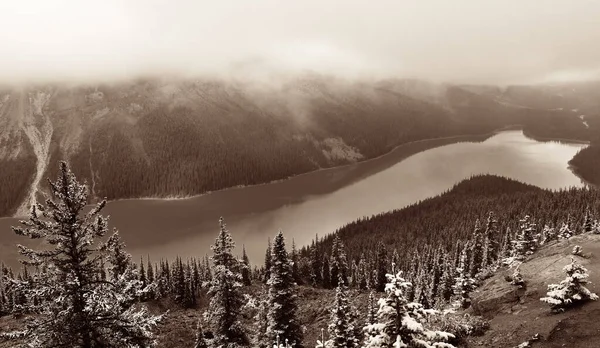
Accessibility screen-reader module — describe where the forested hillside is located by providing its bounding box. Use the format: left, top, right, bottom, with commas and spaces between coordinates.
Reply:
301, 175, 599, 284
0, 76, 592, 217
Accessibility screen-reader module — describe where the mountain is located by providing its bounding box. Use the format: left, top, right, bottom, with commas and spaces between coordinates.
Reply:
0, 76, 593, 217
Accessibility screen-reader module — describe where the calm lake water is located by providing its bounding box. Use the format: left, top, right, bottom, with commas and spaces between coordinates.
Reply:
0, 130, 588, 268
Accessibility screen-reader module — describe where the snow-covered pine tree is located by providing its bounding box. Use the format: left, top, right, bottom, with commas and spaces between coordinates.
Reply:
582, 208, 594, 234
468, 220, 483, 278
357, 254, 368, 290
362, 271, 454, 348
207, 216, 249, 347
512, 215, 537, 260
452, 244, 475, 309
558, 216, 573, 239
242, 245, 252, 286
266, 231, 303, 347
436, 258, 455, 306
330, 233, 349, 288
0, 161, 162, 347
541, 257, 599, 312
481, 211, 499, 270
327, 276, 359, 348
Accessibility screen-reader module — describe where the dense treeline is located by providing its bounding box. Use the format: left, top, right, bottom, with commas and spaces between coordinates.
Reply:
3, 78, 596, 217
0, 156, 36, 216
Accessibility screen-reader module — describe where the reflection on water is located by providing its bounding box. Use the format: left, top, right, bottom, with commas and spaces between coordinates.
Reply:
0, 131, 587, 267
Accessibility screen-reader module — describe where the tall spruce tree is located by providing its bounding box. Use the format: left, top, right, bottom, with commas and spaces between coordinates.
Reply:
266, 231, 303, 347
0, 162, 162, 347
242, 245, 252, 286
330, 234, 349, 288
207, 217, 248, 347
264, 239, 272, 283
375, 242, 388, 292
291, 239, 302, 285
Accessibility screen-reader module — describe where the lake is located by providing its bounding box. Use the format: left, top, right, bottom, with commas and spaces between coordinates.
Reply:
0, 130, 588, 268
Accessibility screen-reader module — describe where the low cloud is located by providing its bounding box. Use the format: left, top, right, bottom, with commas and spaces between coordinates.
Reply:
1, 0, 600, 85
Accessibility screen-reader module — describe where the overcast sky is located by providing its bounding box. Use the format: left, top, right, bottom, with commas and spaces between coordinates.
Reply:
1, 0, 600, 85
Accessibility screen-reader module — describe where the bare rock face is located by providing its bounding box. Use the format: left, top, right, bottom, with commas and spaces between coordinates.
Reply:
471, 276, 524, 317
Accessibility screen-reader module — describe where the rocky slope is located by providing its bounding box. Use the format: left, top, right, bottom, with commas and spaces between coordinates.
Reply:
469, 233, 600, 348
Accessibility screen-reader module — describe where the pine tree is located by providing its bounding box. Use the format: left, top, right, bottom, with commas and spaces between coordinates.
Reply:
375, 242, 388, 293
147, 255, 155, 299
330, 234, 349, 288
583, 208, 594, 234
558, 216, 574, 239
0, 162, 162, 347
513, 215, 537, 260
436, 258, 455, 306
363, 271, 454, 348
327, 276, 359, 348
140, 256, 147, 288
468, 220, 483, 278
207, 217, 248, 347
264, 239, 272, 283
266, 231, 303, 347
242, 245, 252, 286
310, 239, 323, 287
541, 257, 599, 312
322, 256, 332, 289
291, 239, 302, 285
481, 211, 498, 270
452, 244, 476, 309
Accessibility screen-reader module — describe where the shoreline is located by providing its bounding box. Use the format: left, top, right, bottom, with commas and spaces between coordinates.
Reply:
1, 125, 588, 220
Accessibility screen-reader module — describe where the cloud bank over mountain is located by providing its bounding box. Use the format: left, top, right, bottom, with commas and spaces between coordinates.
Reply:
1, 0, 600, 84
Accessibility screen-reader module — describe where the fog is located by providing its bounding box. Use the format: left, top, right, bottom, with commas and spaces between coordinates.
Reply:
1, 0, 600, 85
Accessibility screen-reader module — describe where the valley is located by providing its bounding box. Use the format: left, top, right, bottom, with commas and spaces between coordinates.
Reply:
0, 129, 587, 270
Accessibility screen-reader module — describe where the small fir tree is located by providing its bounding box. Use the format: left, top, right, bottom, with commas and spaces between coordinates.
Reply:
362, 271, 454, 348
541, 258, 598, 312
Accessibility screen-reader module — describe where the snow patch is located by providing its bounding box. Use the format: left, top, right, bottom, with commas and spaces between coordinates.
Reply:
16, 91, 54, 216
127, 103, 143, 114
92, 107, 110, 121
579, 115, 589, 128
320, 138, 364, 162
87, 91, 104, 103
